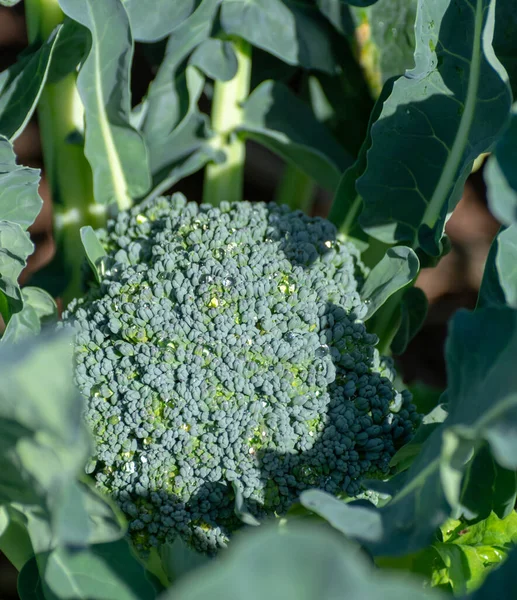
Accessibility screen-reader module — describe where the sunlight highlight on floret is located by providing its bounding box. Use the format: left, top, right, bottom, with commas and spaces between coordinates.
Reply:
64, 194, 419, 554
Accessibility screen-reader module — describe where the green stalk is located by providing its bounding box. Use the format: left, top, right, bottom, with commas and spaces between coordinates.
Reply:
203, 37, 252, 206
25, 0, 104, 305
275, 163, 315, 213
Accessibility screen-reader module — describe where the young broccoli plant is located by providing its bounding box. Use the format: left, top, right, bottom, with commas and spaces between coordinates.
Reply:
63, 196, 419, 553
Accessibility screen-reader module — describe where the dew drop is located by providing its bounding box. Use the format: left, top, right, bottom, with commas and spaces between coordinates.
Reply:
315, 344, 329, 358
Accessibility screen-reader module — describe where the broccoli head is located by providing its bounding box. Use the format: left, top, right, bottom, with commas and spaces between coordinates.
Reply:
64, 194, 419, 554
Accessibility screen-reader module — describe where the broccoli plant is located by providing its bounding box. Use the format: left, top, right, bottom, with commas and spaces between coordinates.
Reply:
0, 0, 517, 598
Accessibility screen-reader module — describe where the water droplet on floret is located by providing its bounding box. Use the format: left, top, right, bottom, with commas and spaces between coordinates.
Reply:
315, 344, 329, 358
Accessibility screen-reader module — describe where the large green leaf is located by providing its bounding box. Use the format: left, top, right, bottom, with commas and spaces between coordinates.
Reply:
460, 445, 517, 521
241, 81, 352, 191
315, 0, 418, 112
477, 228, 507, 309
57, 0, 151, 209
360, 246, 419, 319
167, 523, 441, 600
328, 76, 395, 236
46, 18, 89, 85
390, 286, 428, 355
36, 542, 158, 600
0, 137, 44, 327
141, 0, 219, 194
80, 225, 107, 284
0, 28, 61, 140
0, 334, 90, 508
357, 0, 511, 254
471, 547, 517, 599
142, 0, 218, 143
494, 225, 517, 308
0, 221, 34, 322
122, 0, 196, 42
190, 39, 238, 82
493, 0, 517, 95
432, 512, 517, 595
485, 105, 517, 226
1, 287, 57, 344
477, 225, 517, 310
219, 0, 338, 73
0, 137, 42, 229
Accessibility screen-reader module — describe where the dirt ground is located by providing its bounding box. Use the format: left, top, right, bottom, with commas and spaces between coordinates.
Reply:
0, 5, 502, 598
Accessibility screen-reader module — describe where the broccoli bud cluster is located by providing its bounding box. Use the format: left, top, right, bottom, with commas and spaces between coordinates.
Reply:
64, 194, 419, 553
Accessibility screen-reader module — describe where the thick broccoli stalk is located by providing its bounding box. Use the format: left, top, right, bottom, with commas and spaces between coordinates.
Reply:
64, 194, 420, 554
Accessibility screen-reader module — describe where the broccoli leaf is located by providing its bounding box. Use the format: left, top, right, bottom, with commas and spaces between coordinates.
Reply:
167, 523, 441, 600
0, 137, 43, 229
478, 224, 517, 309
141, 0, 220, 197
141, 0, 218, 142
122, 0, 196, 42
432, 512, 517, 595
460, 445, 517, 521
390, 286, 428, 355
485, 104, 517, 226
80, 225, 107, 284
360, 246, 419, 320
471, 547, 517, 600
57, 0, 151, 209
495, 225, 517, 308
1, 287, 58, 344
328, 76, 396, 236
493, 0, 517, 95
0, 27, 61, 141
219, 0, 338, 73
357, 0, 511, 255
346, 0, 418, 94
190, 39, 238, 82
241, 81, 353, 191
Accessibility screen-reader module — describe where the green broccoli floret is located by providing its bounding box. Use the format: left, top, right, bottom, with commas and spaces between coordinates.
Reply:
63, 194, 419, 554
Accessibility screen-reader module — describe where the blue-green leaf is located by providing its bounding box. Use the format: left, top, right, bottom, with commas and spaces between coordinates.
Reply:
0, 27, 61, 140
460, 445, 517, 521
345, 0, 418, 94
141, 0, 219, 194
495, 225, 517, 308
300, 490, 383, 542
477, 228, 507, 309
0, 333, 90, 509
190, 39, 238, 82
0, 221, 34, 322
80, 226, 107, 284
159, 537, 210, 585
391, 286, 428, 355
142, 0, 218, 143
485, 105, 517, 226
493, 0, 517, 95
0, 137, 42, 228
41, 542, 158, 600
358, 0, 511, 254
241, 81, 352, 191
122, 0, 196, 42
167, 523, 441, 600
220, 0, 338, 73
58, 0, 151, 209
328, 76, 396, 236
360, 246, 420, 319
